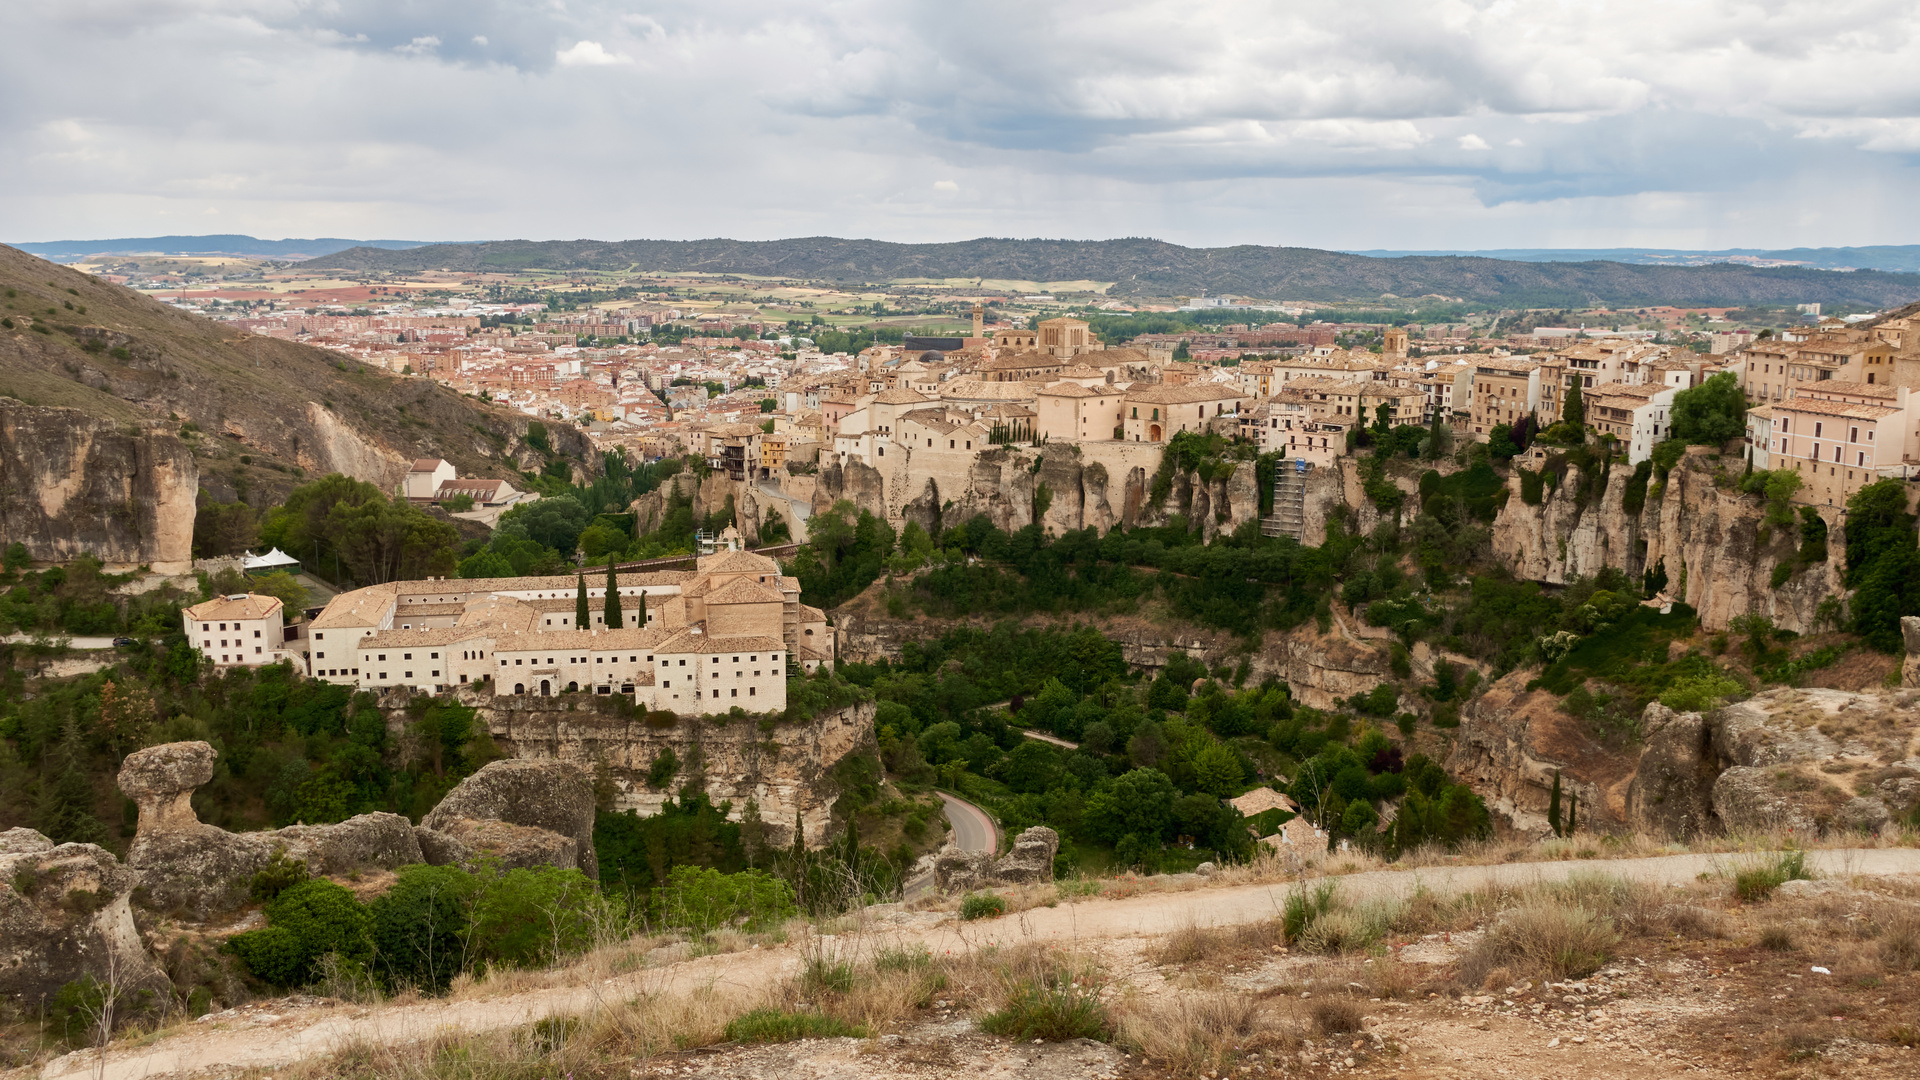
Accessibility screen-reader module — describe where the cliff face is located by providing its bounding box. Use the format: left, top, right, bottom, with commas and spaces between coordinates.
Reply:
457, 692, 877, 847
632, 470, 773, 544
1447, 672, 1640, 835
0, 401, 196, 572
813, 440, 1259, 540
1489, 447, 1843, 634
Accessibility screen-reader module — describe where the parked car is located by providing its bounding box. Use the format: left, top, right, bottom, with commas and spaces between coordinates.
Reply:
112, 637, 137, 648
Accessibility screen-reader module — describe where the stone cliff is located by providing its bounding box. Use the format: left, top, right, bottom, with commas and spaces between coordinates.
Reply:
0, 401, 197, 573
813, 441, 1260, 540
442, 689, 876, 847
1489, 446, 1844, 634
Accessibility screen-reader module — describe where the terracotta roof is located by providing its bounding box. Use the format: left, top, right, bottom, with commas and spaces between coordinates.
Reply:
1228, 787, 1299, 817
705, 577, 786, 605
1124, 383, 1248, 405
311, 584, 398, 629
656, 630, 788, 655
872, 387, 932, 405
698, 549, 782, 575
185, 593, 285, 622
1774, 398, 1899, 420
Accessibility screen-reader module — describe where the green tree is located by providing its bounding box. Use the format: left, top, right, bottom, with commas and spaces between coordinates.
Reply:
603, 561, 623, 629
495, 496, 589, 557
36, 718, 107, 846
574, 573, 589, 629
249, 571, 310, 622
1668, 372, 1746, 445
1563, 381, 1585, 426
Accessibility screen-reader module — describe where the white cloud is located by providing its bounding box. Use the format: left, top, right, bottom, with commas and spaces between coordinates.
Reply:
7, 1, 1920, 248
555, 40, 627, 67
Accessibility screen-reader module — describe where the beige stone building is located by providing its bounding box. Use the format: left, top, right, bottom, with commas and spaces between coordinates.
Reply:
1120, 383, 1253, 442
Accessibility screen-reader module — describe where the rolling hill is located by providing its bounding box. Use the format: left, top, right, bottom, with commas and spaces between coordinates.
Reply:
302, 236, 1920, 308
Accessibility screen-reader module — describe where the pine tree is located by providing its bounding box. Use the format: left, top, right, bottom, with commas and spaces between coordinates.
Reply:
603, 561, 623, 629
1547, 769, 1563, 838
574, 573, 588, 630
37, 719, 107, 846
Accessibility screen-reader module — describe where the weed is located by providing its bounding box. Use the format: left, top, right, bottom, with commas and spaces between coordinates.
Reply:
802, 957, 854, 995
1462, 904, 1617, 982
1733, 850, 1811, 902
961, 892, 1007, 921
1886, 1023, 1920, 1049
724, 1008, 865, 1044
1282, 880, 1339, 943
1115, 991, 1267, 1077
1881, 914, 1920, 971
1308, 995, 1366, 1035
979, 979, 1110, 1042
1759, 925, 1797, 951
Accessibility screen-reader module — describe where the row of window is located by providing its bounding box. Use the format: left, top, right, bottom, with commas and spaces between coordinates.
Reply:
200, 622, 260, 632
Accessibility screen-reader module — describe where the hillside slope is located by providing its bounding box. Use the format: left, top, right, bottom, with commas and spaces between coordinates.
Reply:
304, 236, 1920, 307
0, 244, 580, 567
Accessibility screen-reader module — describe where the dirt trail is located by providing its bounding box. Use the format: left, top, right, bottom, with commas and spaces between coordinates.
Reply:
38, 847, 1920, 1080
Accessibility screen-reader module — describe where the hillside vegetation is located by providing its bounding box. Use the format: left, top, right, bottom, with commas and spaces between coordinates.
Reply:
304, 236, 1920, 307
0, 244, 576, 508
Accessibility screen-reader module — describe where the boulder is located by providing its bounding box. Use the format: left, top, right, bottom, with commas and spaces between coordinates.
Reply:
990, 826, 1060, 885
119, 742, 432, 918
415, 818, 580, 874
0, 830, 170, 1008
1880, 775, 1920, 815
118, 741, 216, 833
1903, 616, 1920, 689
421, 759, 598, 879
1194, 861, 1218, 878
1710, 766, 1819, 834
1836, 796, 1893, 835
1624, 705, 1719, 838
932, 845, 994, 893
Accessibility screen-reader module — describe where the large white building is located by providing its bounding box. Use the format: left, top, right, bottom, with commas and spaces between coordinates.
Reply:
304, 531, 831, 713
183, 594, 290, 669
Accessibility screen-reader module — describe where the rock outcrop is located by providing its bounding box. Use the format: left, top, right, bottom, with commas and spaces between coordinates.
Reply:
0, 400, 197, 573
932, 826, 1061, 893
1449, 672, 1639, 835
0, 828, 170, 1008
1489, 446, 1845, 635
119, 741, 424, 917
419, 758, 597, 878
415, 816, 581, 874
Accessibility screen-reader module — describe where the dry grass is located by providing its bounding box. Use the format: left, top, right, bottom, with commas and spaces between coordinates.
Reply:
1459, 903, 1619, 984
1113, 990, 1293, 1078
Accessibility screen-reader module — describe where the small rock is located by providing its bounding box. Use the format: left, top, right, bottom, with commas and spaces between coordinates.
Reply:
1811, 966, 1831, 975
1194, 861, 1217, 877
1549, 1037, 1561, 1048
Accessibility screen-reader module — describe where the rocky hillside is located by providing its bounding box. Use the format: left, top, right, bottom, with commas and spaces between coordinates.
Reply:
0, 244, 585, 568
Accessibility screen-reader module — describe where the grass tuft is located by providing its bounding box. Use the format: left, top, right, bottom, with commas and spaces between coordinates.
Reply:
1733, 850, 1811, 902
961, 892, 1008, 921
723, 1008, 866, 1044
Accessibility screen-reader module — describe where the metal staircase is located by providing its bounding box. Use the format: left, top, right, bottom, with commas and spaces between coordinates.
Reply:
1263, 459, 1312, 540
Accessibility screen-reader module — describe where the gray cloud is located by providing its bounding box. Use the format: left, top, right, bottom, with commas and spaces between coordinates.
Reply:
5, 0, 1920, 249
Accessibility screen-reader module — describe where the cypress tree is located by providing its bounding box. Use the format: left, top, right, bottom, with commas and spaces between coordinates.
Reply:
1566, 791, 1578, 837
603, 560, 623, 629
1547, 769, 1563, 838
574, 573, 589, 630
1563, 381, 1585, 427
638, 590, 647, 628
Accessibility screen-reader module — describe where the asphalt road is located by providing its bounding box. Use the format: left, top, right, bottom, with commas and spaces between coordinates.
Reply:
2, 634, 120, 650
938, 791, 999, 855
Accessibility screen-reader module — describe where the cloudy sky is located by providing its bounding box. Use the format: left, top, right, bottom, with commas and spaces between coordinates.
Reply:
7, 0, 1920, 250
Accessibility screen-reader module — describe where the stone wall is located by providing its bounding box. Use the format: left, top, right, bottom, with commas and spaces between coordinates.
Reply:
0, 400, 197, 573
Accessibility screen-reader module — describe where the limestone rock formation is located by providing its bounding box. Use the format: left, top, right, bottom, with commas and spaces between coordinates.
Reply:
414, 817, 580, 874
1901, 616, 1920, 689
1711, 766, 1819, 833
932, 845, 995, 893
0, 828, 170, 1008
1449, 672, 1637, 835
1489, 445, 1844, 634
420, 758, 598, 878
119, 741, 425, 917
0, 401, 197, 573
1623, 705, 1719, 838
991, 826, 1060, 885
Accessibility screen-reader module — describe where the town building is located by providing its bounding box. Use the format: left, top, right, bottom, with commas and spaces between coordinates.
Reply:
183, 593, 290, 669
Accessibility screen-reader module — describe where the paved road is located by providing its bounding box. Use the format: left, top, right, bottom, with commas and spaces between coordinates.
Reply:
938, 791, 999, 855
1023, 728, 1080, 750
1, 634, 120, 650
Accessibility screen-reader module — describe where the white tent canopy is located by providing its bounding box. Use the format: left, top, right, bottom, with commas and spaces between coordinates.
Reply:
242, 548, 301, 572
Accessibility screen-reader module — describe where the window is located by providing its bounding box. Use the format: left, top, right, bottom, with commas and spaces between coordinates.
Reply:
1815, 422, 1823, 438
202, 623, 210, 631
378, 654, 386, 661
254, 629, 262, 638
404, 653, 412, 660
404, 671, 412, 678
1851, 427, 1860, 443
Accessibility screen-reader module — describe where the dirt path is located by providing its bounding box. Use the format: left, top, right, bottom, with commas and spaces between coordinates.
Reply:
40, 847, 1920, 1080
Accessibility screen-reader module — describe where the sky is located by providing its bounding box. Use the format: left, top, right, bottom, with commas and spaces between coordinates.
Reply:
7, 0, 1920, 251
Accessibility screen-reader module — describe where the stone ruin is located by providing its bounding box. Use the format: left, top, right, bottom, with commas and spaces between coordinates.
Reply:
932, 825, 1060, 893
0, 741, 597, 1011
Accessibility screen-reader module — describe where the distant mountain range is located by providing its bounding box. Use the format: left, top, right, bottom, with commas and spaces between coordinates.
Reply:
300, 236, 1920, 308
1350, 246, 1920, 273
10, 235, 429, 262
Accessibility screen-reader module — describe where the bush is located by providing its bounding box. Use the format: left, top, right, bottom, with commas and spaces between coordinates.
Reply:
961, 892, 1008, 921
249, 849, 310, 903
229, 879, 372, 988
979, 978, 1110, 1041
1308, 995, 1366, 1035
47, 976, 109, 1045
471, 866, 607, 968
1282, 880, 1339, 943
367, 865, 481, 993
724, 1008, 865, 1043
1733, 850, 1811, 902
653, 865, 794, 934
1466, 904, 1617, 981
1759, 925, 1797, 951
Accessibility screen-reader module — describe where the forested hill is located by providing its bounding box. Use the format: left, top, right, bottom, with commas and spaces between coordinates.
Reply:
302, 236, 1920, 308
